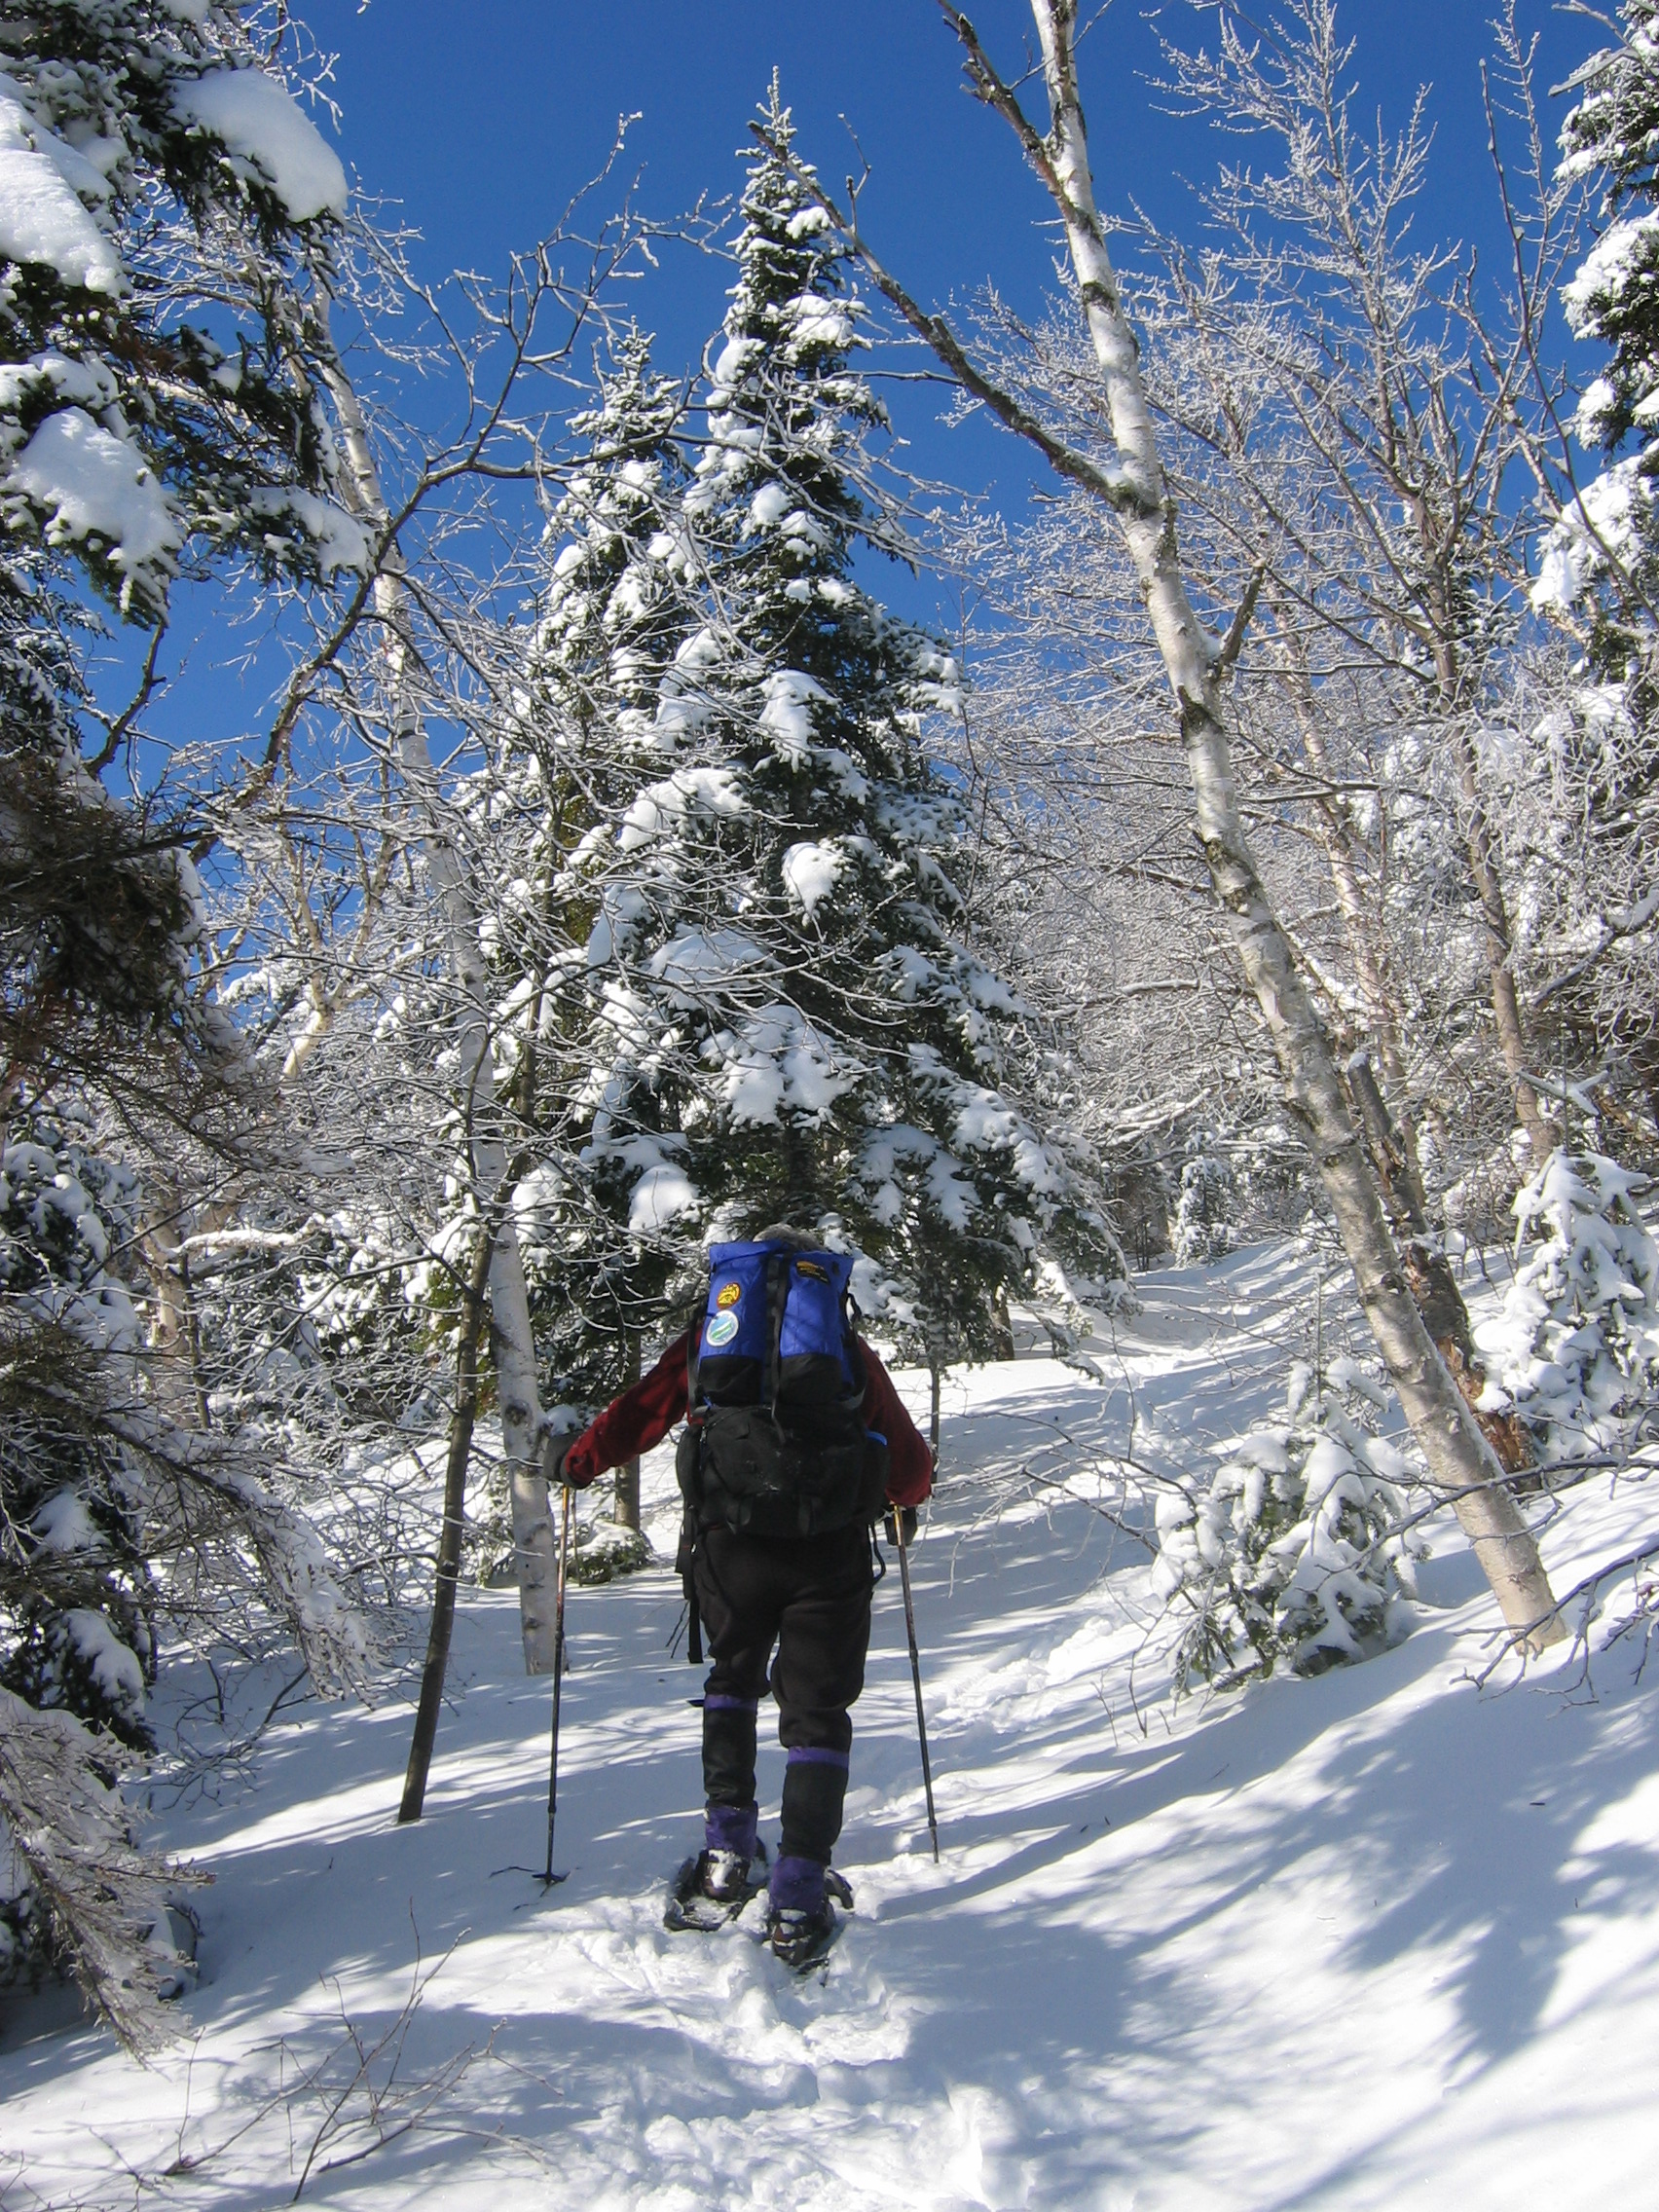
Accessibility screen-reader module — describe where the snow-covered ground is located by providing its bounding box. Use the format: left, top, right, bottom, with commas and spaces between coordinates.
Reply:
6, 1246, 1659, 2209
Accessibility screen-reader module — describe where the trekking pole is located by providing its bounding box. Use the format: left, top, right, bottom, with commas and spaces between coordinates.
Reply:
540, 1482, 574, 1887
896, 1519, 940, 1863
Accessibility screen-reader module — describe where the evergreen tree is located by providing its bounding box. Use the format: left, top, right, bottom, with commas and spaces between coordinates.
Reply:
453, 329, 700, 1471
1542, 2, 1659, 634
1154, 1363, 1421, 1690
0, 1101, 153, 1754
1529, 8, 1659, 1147
1171, 1135, 1237, 1269
555, 88, 1112, 1382
1474, 1149, 1659, 1463
2, 1, 363, 1112
0, 8, 369, 2041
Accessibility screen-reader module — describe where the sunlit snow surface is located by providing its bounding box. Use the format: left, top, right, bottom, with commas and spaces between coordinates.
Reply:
6, 1245, 1659, 2208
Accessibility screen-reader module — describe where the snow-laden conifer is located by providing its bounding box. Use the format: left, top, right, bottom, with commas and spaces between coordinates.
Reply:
1170, 1138, 1237, 1269
1474, 1150, 1659, 1464
497, 331, 698, 1420
0, 4, 372, 2045
1539, 3, 1659, 619
1, 1105, 152, 1752
1154, 1361, 1420, 1690
0, 1097, 365, 2020
560, 89, 1114, 1374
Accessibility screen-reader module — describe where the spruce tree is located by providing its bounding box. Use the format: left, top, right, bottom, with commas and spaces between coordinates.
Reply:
2, 2, 365, 1120
1544, 3, 1659, 633
1474, 1150, 1659, 1464
0, 9, 368, 2039
479, 330, 698, 1439
558, 88, 1111, 1380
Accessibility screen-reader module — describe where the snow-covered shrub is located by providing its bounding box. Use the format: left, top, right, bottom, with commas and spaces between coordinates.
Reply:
1473, 1150, 1659, 1464
1154, 1362, 1420, 1690
568, 1521, 652, 1585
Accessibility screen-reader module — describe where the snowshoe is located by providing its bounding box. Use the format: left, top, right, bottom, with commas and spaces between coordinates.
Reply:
765, 1868, 853, 1972
664, 1843, 767, 1934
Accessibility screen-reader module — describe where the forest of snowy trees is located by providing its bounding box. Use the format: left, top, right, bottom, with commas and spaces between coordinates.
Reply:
3, 0, 1658, 2112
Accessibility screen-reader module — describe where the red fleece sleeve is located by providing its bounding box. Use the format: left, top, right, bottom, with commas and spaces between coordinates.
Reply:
859, 1342, 934, 1509
561, 1332, 690, 1488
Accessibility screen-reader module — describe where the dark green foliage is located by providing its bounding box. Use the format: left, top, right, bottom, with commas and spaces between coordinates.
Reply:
1, 1108, 155, 1752
515, 90, 1118, 1398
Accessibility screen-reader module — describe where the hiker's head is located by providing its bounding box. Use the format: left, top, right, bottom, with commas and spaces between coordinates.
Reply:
749, 1221, 820, 1251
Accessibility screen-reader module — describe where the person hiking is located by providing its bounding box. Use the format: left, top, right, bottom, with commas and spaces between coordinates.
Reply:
550, 1224, 932, 1967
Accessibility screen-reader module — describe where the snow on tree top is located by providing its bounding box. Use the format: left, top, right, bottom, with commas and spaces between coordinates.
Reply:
646, 927, 771, 998
1563, 211, 1659, 336
617, 765, 748, 850
1, 408, 179, 585
173, 69, 347, 223
0, 75, 124, 292
782, 838, 844, 914
717, 1004, 861, 1125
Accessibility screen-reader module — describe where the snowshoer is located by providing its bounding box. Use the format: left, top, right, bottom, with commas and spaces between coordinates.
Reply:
552, 1226, 932, 1967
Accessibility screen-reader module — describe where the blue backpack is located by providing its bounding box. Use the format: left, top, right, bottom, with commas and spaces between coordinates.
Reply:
676, 1240, 890, 1538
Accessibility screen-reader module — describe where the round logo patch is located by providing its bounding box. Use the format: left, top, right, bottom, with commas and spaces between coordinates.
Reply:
705, 1310, 740, 1348
715, 1282, 741, 1309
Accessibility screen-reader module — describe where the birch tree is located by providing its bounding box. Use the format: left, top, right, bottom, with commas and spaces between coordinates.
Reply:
316, 325, 560, 1677
760, 2, 1563, 1646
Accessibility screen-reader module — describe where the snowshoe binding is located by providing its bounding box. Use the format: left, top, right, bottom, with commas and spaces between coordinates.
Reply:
664, 1843, 767, 1934
765, 1868, 854, 1972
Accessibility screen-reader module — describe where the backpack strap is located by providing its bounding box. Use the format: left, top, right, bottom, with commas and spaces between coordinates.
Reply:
842, 1289, 868, 1415
762, 1246, 791, 1418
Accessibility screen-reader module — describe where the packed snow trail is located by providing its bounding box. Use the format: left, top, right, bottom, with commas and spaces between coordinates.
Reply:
5, 1247, 1659, 2208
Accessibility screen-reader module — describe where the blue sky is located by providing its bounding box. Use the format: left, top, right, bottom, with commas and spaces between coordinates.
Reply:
303, 0, 1600, 469
122, 3, 1607, 787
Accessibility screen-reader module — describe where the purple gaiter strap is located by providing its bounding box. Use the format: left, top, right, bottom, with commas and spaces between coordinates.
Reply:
785, 1745, 850, 1770
705, 1801, 758, 1858
703, 1694, 758, 1715
768, 1853, 827, 1913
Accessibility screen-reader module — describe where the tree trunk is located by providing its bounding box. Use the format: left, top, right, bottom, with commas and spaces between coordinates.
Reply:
614, 1330, 642, 1531
1346, 1056, 1533, 1477
1024, 0, 1561, 1648
1452, 723, 1562, 1163
930, 1362, 941, 1465
1270, 614, 1419, 1162
143, 1183, 212, 1431
399, 1235, 491, 1823
318, 310, 559, 1676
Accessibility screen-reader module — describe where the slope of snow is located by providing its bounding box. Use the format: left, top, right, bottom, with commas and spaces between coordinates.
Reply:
5, 1245, 1658, 2209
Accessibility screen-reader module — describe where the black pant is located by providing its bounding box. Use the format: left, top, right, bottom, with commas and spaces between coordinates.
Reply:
693, 1523, 873, 1864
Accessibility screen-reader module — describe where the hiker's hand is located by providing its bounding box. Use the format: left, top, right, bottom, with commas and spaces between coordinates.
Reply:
542, 1432, 595, 1489
884, 1505, 917, 1547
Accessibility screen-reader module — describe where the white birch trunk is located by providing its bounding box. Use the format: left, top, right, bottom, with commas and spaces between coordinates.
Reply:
317, 311, 559, 1676
1028, 0, 1561, 1648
